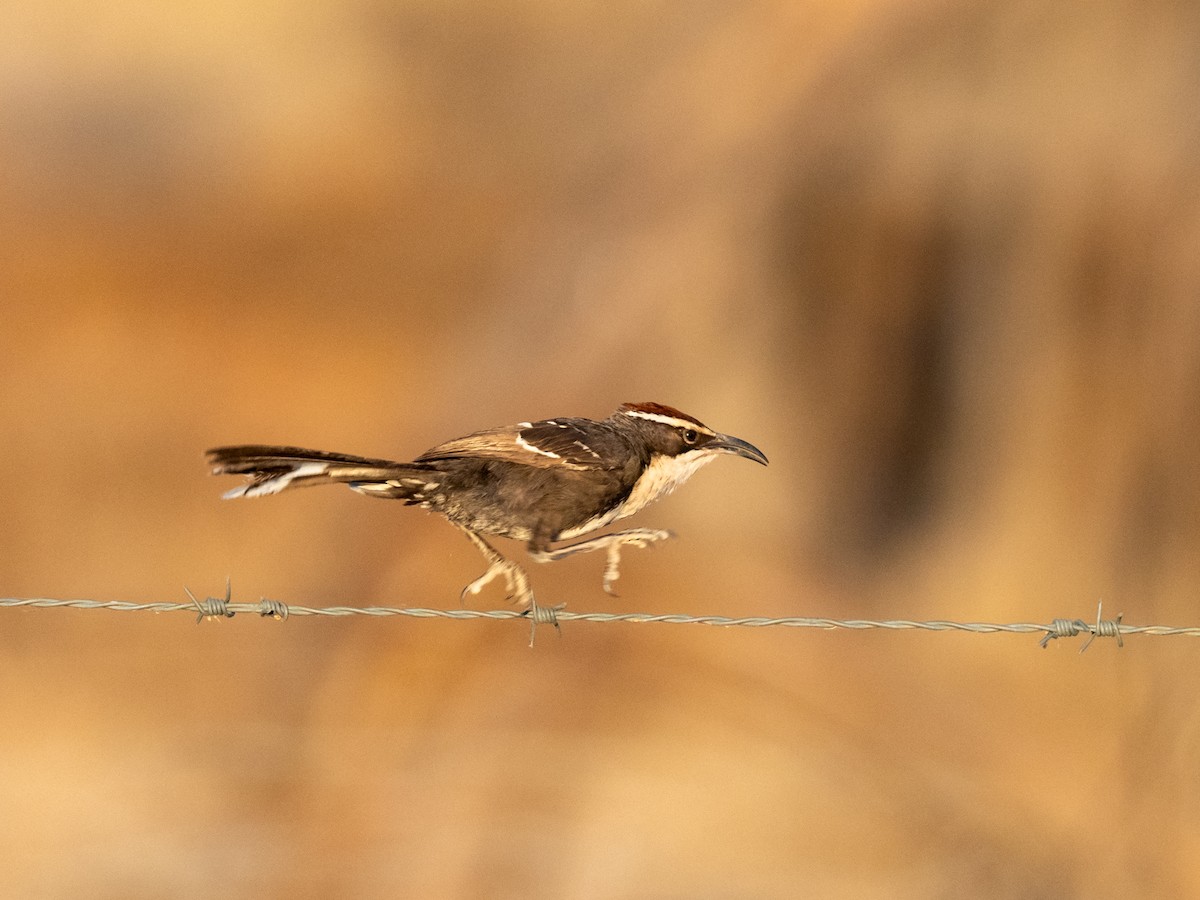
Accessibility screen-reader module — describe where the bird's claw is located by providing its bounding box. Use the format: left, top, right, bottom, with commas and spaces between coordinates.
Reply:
460, 559, 532, 609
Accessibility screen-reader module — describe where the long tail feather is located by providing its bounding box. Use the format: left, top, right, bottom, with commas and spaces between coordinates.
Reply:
206, 445, 424, 499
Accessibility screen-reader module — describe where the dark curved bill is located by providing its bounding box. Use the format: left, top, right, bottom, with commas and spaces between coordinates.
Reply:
711, 433, 768, 465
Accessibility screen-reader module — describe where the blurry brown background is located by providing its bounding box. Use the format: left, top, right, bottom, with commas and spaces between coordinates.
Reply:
3, 1, 1200, 897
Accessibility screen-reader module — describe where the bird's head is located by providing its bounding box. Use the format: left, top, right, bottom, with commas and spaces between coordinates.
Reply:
612, 401, 767, 515
615, 401, 768, 466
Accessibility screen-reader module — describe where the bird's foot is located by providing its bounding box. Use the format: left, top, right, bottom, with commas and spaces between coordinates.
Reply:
599, 528, 674, 595
533, 527, 674, 597
460, 557, 533, 608
458, 543, 561, 646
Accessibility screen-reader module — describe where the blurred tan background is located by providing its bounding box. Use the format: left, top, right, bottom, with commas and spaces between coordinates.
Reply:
3, 1, 1200, 897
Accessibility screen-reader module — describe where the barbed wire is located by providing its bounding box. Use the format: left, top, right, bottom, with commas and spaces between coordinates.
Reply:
3, 581, 1197, 649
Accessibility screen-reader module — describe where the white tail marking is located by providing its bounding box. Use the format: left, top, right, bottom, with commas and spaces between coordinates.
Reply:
223, 462, 328, 499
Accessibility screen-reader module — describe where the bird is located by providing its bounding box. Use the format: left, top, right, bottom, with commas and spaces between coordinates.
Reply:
206, 401, 767, 621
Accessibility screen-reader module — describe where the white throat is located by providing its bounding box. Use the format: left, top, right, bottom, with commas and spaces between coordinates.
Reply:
621, 450, 718, 519
552, 449, 719, 541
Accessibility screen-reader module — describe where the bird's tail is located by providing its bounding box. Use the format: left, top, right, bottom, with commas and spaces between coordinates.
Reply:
206, 445, 437, 500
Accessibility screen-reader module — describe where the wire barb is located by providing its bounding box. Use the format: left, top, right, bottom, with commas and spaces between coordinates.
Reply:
1039, 618, 1088, 647
256, 597, 290, 620
185, 577, 235, 623
1038, 601, 1123, 652
523, 602, 565, 646
1079, 601, 1123, 653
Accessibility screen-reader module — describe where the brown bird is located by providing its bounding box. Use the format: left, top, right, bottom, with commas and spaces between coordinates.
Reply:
207, 402, 767, 621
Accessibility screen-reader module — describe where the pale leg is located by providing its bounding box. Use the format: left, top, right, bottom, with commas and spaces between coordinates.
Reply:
456, 525, 533, 608
456, 526, 561, 645
529, 528, 674, 596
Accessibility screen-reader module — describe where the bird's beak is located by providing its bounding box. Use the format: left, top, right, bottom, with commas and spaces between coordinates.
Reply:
710, 433, 768, 466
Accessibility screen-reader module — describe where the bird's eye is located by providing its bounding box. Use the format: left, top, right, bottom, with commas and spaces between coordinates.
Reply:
682, 429, 699, 445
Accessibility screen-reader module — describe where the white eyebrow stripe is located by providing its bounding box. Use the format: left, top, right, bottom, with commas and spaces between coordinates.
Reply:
621, 409, 714, 433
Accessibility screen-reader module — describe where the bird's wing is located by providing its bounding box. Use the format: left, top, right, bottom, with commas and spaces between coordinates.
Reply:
416, 418, 619, 470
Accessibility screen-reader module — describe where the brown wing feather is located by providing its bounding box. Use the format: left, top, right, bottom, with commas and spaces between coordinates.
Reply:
416, 419, 616, 470
414, 429, 541, 464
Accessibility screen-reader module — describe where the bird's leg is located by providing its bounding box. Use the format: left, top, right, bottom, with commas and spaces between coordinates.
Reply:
456, 526, 561, 645
529, 528, 674, 596
456, 526, 534, 609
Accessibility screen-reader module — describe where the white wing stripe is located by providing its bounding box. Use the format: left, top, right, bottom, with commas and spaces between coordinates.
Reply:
516, 434, 561, 459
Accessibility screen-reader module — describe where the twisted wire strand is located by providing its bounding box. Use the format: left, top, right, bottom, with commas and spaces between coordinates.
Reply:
1, 591, 1195, 648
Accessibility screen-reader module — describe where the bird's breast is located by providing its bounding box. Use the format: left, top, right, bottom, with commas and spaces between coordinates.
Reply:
617, 450, 718, 519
